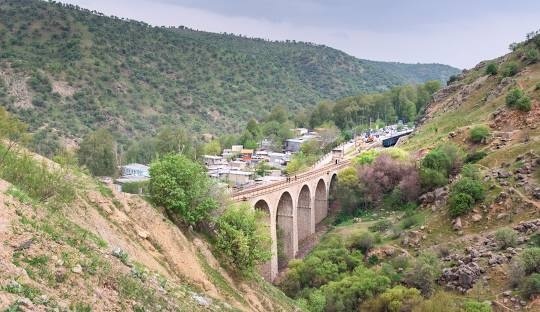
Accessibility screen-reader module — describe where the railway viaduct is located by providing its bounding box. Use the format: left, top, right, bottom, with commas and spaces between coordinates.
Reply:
231, 160, 351, 281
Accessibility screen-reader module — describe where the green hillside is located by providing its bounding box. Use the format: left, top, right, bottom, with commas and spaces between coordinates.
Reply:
0, 0, 459, 142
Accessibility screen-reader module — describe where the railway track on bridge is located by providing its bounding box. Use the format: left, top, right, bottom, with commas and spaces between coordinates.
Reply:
231, 159, 352, 201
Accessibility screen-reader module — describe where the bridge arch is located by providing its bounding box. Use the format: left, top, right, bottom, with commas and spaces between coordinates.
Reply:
254, 199, 273, 281
297, 185, 312, 243
314, 179, 328, 224
276, 191, 294, 269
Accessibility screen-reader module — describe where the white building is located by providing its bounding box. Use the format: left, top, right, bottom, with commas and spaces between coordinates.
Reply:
121, 163, 150, 177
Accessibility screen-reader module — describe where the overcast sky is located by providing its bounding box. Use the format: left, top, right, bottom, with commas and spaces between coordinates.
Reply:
60, 0, 539, 68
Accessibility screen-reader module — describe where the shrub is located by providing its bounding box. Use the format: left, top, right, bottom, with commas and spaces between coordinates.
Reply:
536, 82, 540, 91
451, 177, 485, 201
516, 96, 532, 111
215, 204, 271, 273
149, 154, 217, 226
413, 291, 460, 312
506, 87, 531, 112
322, 266, 391, 312
448, 192, 474, 217
521, 273, 540, 299
369, 219, 393, 233
502, 61, 519, 77
349, 232, 375, 254
420, 167, 448, 189
404, 252, 441, 296
400, 213, 422, 230
520, 247, 540, 274
355, 149, 379, 165
461, 164, 480, 179
485, 63, 498, 75
494, 228, 518, 250
469, 126, 490, 143
509, 259, 526, 288
121, 181, 149, 194
465, 151, 487, 163
362, 285, 422, 312
526, 48, 539, 64
506, 88, 524, 106
463, 300, 492, 312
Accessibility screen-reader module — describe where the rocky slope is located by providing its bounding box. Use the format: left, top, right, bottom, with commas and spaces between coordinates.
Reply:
0, 160, 296, 311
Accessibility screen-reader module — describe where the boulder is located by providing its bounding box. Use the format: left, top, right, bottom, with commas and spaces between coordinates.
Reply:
453, 217, 462, 231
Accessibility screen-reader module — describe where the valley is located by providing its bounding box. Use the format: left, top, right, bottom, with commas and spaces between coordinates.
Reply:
0, 1, 540, 312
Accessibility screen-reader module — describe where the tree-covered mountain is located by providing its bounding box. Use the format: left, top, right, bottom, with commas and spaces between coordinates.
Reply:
0, 0, 459, 143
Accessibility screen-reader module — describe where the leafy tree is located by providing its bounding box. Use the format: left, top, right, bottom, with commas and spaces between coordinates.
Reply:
0, 108, 29, 166
485, 63, 498, 75
149, 154, 217, 225
77, 128, 117, 176
336, 167, 361, 214
155, 127, 197, 159
125, 137, 158, 164
215, 204, 271, 274
266, 104, 289, 123
469, 126, 490, 143
202, 139, 221, 155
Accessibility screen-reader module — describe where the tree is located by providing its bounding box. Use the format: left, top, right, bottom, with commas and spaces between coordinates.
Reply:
215, 204, 271, 273
77, 128, 117, 176
202, 139, 221, 155
155, 127, 196, 159
149, 154, 217, 225
125, 137, 158, 164
0, 108, 29, 166
267, 104, 288, 123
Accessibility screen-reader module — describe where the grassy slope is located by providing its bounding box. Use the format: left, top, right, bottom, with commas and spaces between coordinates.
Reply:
310, 42, 540, 307
0, 147, 297, 311
0, 0, 459, 141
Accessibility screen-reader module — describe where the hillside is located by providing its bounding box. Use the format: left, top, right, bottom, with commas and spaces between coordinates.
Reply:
0, 147, 297, 311
274, 33, 540, 311
0, 0, 459, 143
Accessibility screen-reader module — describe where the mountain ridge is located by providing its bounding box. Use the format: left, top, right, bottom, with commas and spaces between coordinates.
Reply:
0, 0, 459, 144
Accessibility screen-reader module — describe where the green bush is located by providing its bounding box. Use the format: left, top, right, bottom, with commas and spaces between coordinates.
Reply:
526, 48, 539, 64
120, 181, 149, 194
469, 126, 490, 143
465, 151, 487, 163
495, 228, 518, 250
362, 285, 422, 312
322, 266, 391, 312
485, 63, 498, 75
404, 252, 441, 296
448, 192, 474, 217
463, 300, 492, 312
520, 247, 540, 274
215, 204, 271, 274
506, 88, 524, 106
420, 167, 448, 189
420, 144, 462, 189
349, 232, 375, 254
149, 154, 217, 226
521, 273, 540, 299
506, 87, 531, 112
516, 96, 532, 111
451, 177, 485, 201
461, 164, 480, 179
502, 61, 519, 77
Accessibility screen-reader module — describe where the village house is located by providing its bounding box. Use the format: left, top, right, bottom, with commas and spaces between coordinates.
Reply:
121, 163, 150, 177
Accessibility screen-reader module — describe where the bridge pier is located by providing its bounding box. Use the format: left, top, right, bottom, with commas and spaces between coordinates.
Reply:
237, 163, 347, 282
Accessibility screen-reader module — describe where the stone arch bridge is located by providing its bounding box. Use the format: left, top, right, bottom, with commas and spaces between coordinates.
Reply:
231, 160, 350, 281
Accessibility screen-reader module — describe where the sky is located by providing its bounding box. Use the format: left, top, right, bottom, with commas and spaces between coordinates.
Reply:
60, 0, 540, 69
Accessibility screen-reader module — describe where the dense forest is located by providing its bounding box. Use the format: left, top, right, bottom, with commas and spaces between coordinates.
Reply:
0, 0, 459, 147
